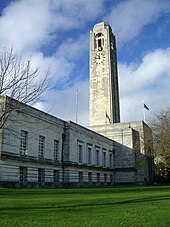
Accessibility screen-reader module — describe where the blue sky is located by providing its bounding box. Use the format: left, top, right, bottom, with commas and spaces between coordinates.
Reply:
0, 0, 170, 126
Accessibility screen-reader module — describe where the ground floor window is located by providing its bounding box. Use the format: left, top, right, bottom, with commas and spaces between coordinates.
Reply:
88, 172, 92, 185
19, 167, 27, 185
97, 173, 100, 184
79, 171, 83, 185
104, 173, 107, 184
38, 168, 45, 186
54, 170, 59, 184
110, 174, 113, 184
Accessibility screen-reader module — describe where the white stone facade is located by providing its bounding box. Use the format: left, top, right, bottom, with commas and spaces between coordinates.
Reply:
0, 96, 118, 187
0, 96, 153, 187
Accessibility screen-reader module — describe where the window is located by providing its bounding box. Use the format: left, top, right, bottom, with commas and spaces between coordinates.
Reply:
20, 130, 28, 155
96, 33, 102, 37
39, 136, 45, 159
96, 149, 100, 166
54, 170, 59, 184
87, 147, 92, 165
38, 168, 45, 186
104, 174, 107, 184
96, 33, 104, 51
113, 148, 115, 166
78, 144, 83, 164
109, 153, 113, 168
19, 167, 27, 184
98, 39, 102, 48
79, 171, 83, 185
88, 172, 92, 185
103, 151, 106, 167
97, 173, 100, 184
54, 140, 59, 161
110, 174, 113, 184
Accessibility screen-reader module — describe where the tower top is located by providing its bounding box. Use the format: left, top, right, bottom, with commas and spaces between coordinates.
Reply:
93, 22, 110, 30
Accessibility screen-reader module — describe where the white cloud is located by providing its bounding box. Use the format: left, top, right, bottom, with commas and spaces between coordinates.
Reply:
0, 0, 53, 52
0, 0, 99, 98
56, 34, 89, 61
34, 80, 89, 126
119, 48, 170, 95
52, 0, 106, 29
119, 48, 170, 122
27, 51, 75, 83
106, 0, 170, 44
0, 0, 105, 53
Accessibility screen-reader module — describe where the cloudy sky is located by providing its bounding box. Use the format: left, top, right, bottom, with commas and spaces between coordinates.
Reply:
0, 0, 170, 126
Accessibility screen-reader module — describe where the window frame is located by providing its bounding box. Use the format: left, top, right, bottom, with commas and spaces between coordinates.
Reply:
87, 146, 92, 165
78, 143, 83, 164
109, 153, 113, 168
38, 168, 45, 186
19, 166, 27, 184
38, 135, 45, 159
20, 130, 28, 155
54, 140, 59, 161
54, 170, 59, 184
103, 149, 106, 167
96, 148, 100, 166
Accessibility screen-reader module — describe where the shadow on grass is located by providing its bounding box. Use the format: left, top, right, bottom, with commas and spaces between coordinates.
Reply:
0, 185, 170, 197
0, 194, 170, 212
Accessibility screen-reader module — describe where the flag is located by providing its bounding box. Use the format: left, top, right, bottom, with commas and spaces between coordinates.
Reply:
105, 111, 111, 124
143, 103, 149, 111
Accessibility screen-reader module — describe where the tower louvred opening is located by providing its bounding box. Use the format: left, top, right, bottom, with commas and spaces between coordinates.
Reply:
96, 33, 104, 51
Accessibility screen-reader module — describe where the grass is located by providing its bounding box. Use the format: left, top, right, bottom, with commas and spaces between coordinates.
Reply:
0, 186, 170, 227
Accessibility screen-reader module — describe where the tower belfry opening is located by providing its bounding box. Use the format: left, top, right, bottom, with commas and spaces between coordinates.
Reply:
95, 33, 104, 50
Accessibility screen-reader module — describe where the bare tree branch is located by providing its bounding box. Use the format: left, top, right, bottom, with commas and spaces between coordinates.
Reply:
151, 108, 170, 169
0, 47, 49, 128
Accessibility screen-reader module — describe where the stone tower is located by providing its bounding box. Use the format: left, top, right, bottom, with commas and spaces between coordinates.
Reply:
89, 22, 120, 126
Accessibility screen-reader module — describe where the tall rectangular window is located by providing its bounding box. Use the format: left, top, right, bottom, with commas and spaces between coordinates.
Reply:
19, 166, 27, 184
113, 149, 115, 167
113, 148, 115, 157
109, 153, 112, 168
79, 171, 83, 185
39, 136, 45, 159
103, 151, 106, 167
54, 170, 59, 184
54, 140, 59, 161
110, 174, 113, 184
88, 172, 92, 185
38, 168, 45, 186
78, 144, 83, 164
104, 173, 107, 184
20, 130, 28, 155
96, 149, 100, 166
97, 173, 100, 184
87, 147, 92, 165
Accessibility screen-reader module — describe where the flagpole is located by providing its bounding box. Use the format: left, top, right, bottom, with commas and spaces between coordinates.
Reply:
143, 100, 145, 122
76, 89, 78, 123
143, 105, 146, 122
143, 101, 150, 122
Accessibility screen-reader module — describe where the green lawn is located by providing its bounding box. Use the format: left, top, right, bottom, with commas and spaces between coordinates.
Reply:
0, 186, 170, 227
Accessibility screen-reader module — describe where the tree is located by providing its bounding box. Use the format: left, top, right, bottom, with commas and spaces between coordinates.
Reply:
0, 47, 49, 128
152, 109, 170, 168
